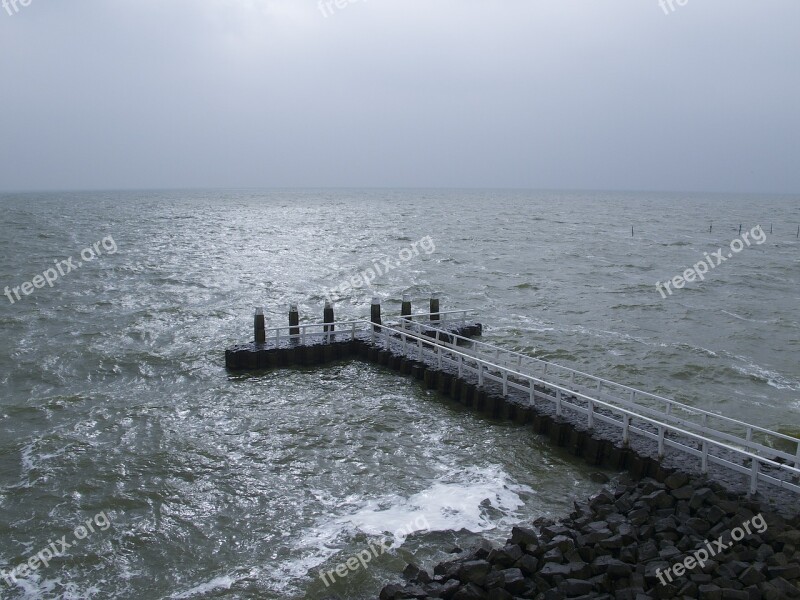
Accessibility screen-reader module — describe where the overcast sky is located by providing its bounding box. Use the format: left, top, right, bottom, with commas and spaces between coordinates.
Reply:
0, 1, 798, 193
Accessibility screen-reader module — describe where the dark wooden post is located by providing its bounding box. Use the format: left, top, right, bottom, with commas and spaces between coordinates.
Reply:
371, 297, 382, 330
254, 307, 266, 344
323, 301, 334, 336
430, 292, 440, 322
401, 293, 412, 322
289, 303, 300, 337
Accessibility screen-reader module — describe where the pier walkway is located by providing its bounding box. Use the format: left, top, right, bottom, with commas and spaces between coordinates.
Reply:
225, 305, 800, 500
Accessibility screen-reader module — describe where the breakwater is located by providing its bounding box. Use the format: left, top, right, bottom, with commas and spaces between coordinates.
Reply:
379, 473, 800, 599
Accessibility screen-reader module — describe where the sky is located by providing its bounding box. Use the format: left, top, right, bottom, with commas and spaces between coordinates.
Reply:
0, 0, 798, 194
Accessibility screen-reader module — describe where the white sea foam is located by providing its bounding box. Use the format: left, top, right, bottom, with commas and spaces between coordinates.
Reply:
336, 465, 532, 546
272, 465, 533, 593
169, 575, 237, 598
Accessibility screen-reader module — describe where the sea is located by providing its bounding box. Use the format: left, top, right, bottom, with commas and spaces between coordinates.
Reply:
0, 189, 797, 599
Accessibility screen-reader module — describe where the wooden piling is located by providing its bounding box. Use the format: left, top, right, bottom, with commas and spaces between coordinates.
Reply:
254, 307, 266, 345
371, 297, 382, 330
323, 301, 334, 335
401, 294, 412, 320
289, 304, 300, 336
430, 293, 440, 322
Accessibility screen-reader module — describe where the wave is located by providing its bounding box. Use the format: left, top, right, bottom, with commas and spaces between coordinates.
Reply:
720, 310, 778, 324
731, 360, 800, 391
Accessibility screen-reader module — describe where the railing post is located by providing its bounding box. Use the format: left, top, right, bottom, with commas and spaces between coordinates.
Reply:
622, 415, 630, 446
588, 401, 594, 430
749, 459, 759, 495
437, 345, 443, 369
701, 441, 709, 473
254, 307, 266, 345
658, 426, 665, 458
556, 389, 562, 417
351, 321, 356, 340
502, 370, 508, 396
418, 337, 423, 360
478, 362, 484, 386
795, 443, 800, 470
430, 292, 440, 322
529, 379, 535, 406
289, 303, 300, 338
458, 355, 463, 377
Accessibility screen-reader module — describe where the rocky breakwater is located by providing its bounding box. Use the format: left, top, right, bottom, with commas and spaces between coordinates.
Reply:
379, 473, 800, 600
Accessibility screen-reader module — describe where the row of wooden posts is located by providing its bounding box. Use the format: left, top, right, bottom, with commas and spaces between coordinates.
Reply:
253, 293, 441, 344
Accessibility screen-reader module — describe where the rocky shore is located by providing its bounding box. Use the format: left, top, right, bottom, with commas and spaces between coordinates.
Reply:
378, 473, 800, 600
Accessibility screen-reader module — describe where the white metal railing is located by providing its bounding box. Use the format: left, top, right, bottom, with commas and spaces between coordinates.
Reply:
396, 309, 472, 327
398, 317, 800, 472
259, 310, 474, 346
375, 322, 800, 496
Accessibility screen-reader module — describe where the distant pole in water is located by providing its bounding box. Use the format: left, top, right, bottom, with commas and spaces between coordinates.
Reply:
631, 225, 634, 237
797, 225, 799, 238
770, 224, 773, 234
254, 307, 266, 345
739, 224, 742, 235
289, 303, 300, 337
709, 221, 712, 233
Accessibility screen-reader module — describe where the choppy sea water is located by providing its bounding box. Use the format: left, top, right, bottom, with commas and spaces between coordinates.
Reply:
0, 189, 797, 599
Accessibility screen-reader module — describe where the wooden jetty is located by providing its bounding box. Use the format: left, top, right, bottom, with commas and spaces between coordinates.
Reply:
225, 295, 800, 499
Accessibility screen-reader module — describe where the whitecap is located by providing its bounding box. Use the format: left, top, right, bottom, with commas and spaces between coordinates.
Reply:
169, 575, 237, 599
